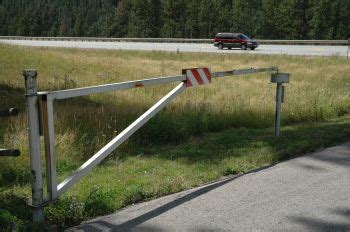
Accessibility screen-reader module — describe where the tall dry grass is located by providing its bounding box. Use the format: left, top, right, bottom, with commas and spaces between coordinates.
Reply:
1, 45, 350, 169
0, 44, 350, 227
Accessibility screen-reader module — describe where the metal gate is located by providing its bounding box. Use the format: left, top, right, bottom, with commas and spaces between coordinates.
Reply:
21, 66, 289, 222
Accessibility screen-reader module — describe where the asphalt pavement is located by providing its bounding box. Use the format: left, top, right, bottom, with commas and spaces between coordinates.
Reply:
68, 143, 350, 232
0, 40, 348, 57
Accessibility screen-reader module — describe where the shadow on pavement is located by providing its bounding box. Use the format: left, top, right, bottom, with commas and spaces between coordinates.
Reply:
290, 143, 350, 172
309, 146, 350, 168
288, 207, 350, 232
72, 164, 275, 232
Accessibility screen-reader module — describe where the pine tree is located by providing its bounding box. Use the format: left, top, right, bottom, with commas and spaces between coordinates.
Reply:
110, 0, 131, 37
214, 0, 233, 35
127, 0, 153, 37
148, 0, 162, 37
293, 0, 312, 39
185, 0, 199, 38
0, 0, 348, 39
310, 0, 332, 39
198, 0, 216, 38
336, 0, 350, 39
161, 0, 187, 38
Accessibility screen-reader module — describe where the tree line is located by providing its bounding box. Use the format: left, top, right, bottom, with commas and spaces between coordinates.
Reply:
0, 0, 349, 39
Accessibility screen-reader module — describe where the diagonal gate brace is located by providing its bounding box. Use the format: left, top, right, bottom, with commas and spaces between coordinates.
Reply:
55, 82, 186, 198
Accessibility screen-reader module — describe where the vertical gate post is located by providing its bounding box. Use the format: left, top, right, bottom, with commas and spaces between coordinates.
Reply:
271, 73, 290, 137
275, 83, 283, 137
41, 94, 58, 200
23, 69, 45, 223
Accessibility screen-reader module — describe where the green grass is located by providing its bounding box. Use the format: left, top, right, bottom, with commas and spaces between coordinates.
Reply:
0, 44, 350, 230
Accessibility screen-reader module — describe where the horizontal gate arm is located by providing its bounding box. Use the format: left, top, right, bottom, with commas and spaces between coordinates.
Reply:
37, 75, 185, 100
56, 82, 186, 197
212, 67, 278, 78
37, 67, 277, 101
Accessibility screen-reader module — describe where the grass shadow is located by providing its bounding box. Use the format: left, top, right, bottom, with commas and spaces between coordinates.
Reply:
151, 117, 350, 171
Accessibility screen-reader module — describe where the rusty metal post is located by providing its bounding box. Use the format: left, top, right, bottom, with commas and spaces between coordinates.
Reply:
23, 69, 45, 223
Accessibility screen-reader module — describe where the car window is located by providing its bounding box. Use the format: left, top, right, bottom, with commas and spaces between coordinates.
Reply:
238, 34, 250, 39
216, 34, 239, 40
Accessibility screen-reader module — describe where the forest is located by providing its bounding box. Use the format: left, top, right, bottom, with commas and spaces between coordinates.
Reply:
0, 0, 349, 40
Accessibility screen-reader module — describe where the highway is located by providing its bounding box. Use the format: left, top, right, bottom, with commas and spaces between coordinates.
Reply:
1, 39, 348, 57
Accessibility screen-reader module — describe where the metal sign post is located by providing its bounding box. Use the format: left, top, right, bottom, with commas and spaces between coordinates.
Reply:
271, 73, 290, 137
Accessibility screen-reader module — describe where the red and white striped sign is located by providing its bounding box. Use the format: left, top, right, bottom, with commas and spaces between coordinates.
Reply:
182, 68, 212, 87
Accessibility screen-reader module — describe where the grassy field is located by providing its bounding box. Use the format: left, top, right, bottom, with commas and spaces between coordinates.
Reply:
0, 44, 350, 230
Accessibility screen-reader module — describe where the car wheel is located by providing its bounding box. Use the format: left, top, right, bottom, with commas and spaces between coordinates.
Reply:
218, 43, 224, 50
228, 47, 232, 50
250, 47, 255, 50
241, 44, 247, 50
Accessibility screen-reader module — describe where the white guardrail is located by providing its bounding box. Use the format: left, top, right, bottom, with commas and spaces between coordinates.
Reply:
0, 36, 348, 46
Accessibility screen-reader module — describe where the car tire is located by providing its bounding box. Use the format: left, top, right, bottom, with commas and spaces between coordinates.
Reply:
250, 47, 255, 50
228, 47, 232, 50
218, 43, 224, 50
241, 44, 247, 50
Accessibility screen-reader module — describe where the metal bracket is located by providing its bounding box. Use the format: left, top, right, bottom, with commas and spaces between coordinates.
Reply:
271, 73, 290, 84
27, 199, 56, 208
0, 149, 20, 157
0, 108, 19, 117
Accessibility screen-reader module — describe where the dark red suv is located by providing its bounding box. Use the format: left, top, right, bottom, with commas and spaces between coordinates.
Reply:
214, 33, 258, 50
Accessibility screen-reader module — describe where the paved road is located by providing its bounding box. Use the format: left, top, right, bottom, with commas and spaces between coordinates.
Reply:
68, 143, 350, 232
1, 40, 348, 57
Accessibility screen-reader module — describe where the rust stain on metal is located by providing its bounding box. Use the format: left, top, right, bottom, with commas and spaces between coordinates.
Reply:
134, 83, 144, 87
